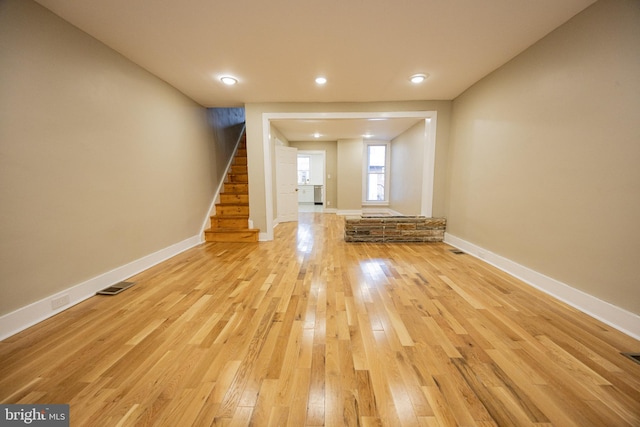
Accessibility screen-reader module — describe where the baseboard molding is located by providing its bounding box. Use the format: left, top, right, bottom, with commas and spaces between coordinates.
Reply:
261, 217, 280, 241
0, 235, 201, 341
444, 233, 640, 340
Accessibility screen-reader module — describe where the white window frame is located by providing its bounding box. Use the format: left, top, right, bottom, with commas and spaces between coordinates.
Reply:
297, 155, 311, 185
362, 141, 390, 206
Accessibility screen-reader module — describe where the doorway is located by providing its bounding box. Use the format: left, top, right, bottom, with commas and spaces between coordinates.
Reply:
260, 110, 437, 241
297, 150, 326, 212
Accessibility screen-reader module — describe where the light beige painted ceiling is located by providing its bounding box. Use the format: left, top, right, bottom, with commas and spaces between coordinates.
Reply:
34, 0, 595, 109
272, 117, 425, 142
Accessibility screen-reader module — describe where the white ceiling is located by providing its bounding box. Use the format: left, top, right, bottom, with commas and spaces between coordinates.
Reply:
34, 0, 595, 141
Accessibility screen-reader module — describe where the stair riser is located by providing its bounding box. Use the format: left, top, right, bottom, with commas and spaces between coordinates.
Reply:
216, 205, 249, 216
211, 217, 248, 229
203, 133, 257, 243
230, 165, 248, 174
220, 194, 249, 204
224, 183, 248, 193
228, 174, 248, 183
204, 231, 259, 243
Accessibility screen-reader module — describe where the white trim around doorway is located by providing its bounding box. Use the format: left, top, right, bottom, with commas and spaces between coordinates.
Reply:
261, 111, 438, 241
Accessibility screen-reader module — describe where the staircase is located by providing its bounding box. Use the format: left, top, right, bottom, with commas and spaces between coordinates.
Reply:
204, 134, 260, 242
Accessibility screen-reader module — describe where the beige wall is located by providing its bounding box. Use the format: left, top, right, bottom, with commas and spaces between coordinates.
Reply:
0, 0, 228, 315
390, 121, 426, 215
245, 101, 451, 233
446, 0, 640, 314
337, 139, 364, 211
289, 141, 338, 209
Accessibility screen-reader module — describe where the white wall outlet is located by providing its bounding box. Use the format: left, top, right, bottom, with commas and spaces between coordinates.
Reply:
51, 294, 70, 310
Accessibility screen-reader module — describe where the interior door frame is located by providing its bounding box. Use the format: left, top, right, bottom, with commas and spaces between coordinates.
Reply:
297, 150, 326, 208
261, 111, 437, 241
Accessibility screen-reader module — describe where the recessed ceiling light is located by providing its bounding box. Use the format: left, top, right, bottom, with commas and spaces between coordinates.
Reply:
363, 133, 373, 138
313, 132, 321, 138
315, 77, 327, 85
220, 76, 238, 85
409, 73, 428, 84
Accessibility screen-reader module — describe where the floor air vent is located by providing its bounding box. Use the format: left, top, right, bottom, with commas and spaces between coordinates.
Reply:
621, 352, 640, 365
450, 249, 465, 255
97, 281, 135, 296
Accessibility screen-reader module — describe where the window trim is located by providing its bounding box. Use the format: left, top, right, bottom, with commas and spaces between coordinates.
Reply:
362, 141, 390, 206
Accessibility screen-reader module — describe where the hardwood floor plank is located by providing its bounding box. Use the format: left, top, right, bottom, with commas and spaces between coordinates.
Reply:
272, 320, 304, 406
217, 298, 280, 418
286, 368, 311, 426
237, 322, 281, 408
422, 385, 462, 427
1, 213, 639, 426
306, 343, 326, 426
324, 339, 344, 427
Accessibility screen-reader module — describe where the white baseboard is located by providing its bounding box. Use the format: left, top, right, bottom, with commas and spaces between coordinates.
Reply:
444, 233, 640, 340
0, 235, 201, 341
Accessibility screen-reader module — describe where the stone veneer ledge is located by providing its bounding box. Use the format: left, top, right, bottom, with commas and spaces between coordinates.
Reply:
344, 216, 446, 243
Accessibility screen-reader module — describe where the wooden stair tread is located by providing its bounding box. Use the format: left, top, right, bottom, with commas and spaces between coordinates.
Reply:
205, 129, 257, 243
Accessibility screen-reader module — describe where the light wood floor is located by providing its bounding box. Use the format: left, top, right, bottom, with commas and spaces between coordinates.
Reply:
1, 213, 639, 426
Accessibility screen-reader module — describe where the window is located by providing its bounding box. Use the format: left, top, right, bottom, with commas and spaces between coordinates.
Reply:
364, 142, 390, 203
297, 156, 310, 184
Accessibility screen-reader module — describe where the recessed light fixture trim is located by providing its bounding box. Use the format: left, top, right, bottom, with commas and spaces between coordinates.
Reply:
315, 77, 327, 85
220, 76, 238, 85
313, 132, 321, 138
410, 73, 428, 84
